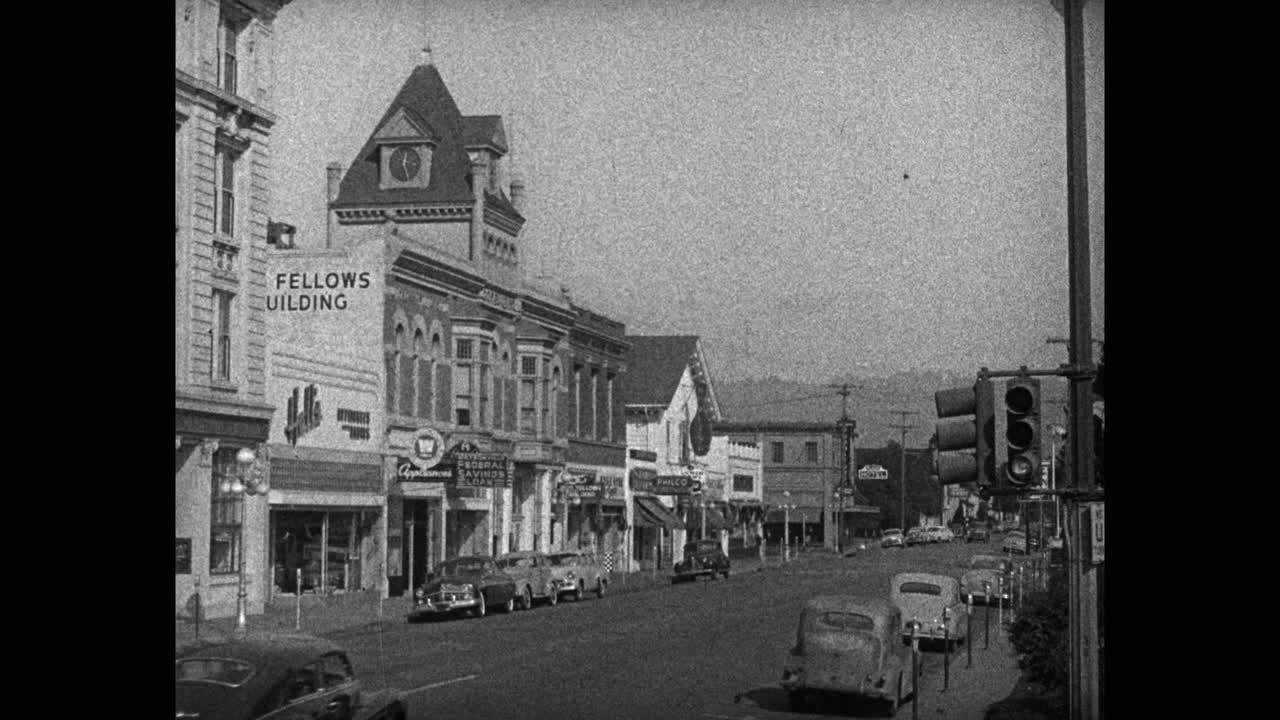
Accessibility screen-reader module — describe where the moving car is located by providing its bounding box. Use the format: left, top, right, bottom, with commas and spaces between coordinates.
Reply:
408, 556, 518, 620
672, 539, 730, 583
890, 573, 968, 649
175, 631, 406, 720
880, 528, 905, 549
965, 524, 991, 543
1002, 530, 1031, 555
960, 554, 1012, 606
780, 596, 912, 716
495, 551, 561, 609
547, 549, 608, 601
905, 527, 929, 547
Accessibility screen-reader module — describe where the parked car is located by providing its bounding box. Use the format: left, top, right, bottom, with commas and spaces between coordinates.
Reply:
965, 524, 991, 543
1002, 530, 1036, 555
673, 539, 730, 583
408, 556, 518, 620
175, 631, 406, 720
890, 573, 968, 649
546, 549, 608, 601
496, 550, 561, 609
780, 596, 912, 716
959, 554, 1012, 606
881, 528, 906, 549
930, 526, 956, 543
905, 527, 929, 547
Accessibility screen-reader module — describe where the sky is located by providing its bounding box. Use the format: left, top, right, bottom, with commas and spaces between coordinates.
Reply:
272, 0, 1104, 385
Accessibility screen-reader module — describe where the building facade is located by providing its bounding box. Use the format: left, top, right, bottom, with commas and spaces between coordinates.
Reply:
705, 435, 764, 553
621, 336, 722, 570
712, 422, 844, 549
176, 0, 291, 620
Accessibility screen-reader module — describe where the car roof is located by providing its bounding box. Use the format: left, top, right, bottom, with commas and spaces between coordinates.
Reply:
884, 528, 902, 533
498, 550, 543, 559
892, 572, 958, 590
176, 632, 344, 677
803, 596, 900, 627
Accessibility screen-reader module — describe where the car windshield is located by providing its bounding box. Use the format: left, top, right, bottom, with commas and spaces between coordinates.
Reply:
175, 658, 255, 686
439, 559, 490, 576
883, 530, 902, 536
547, 554, 581, 567
899, 582, 943, 596
971, 558, 1005, 571
1008, 531, 1025, 538
808, 611, 876, 632
496, 556, 536, 569
688, 541, 719, 552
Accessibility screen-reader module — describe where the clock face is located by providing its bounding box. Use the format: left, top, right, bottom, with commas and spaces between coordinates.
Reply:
388, 146, 422, 182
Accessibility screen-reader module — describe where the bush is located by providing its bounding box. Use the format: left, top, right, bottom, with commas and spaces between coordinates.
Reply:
1006, 569, 1070, 692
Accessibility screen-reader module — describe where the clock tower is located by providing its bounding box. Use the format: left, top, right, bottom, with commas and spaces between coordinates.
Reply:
373, 107, 438, 191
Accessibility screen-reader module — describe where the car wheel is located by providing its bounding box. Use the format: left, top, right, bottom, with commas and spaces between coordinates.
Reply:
472, 590, 486, 618
501, 594, 514, 613
546, 585, 558, 607
596, 578, 606, 598
573, 581, 583, 602
521, 586, 533, 610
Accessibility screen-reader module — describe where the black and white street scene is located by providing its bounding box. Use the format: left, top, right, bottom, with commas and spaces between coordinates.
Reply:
175, 1, 1104, 719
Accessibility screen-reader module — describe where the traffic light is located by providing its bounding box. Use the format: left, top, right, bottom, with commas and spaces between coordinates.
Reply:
933, 378, 995, 486
1003, 377, 1041, 487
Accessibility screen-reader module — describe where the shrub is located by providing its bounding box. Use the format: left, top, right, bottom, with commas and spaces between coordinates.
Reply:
1006, 568, 1070, 692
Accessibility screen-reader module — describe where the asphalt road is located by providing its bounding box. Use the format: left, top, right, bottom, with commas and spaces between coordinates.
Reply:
334, 538, 1021, 720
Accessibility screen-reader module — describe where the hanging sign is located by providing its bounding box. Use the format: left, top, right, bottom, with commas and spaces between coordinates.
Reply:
407, 428, 447, 470
858, 464, 889, 481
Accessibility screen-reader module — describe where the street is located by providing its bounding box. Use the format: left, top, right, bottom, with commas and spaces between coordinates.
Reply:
330, 540, 1023, 720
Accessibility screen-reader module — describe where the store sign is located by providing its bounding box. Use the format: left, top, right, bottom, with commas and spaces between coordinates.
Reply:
637, 474, 701, 495
396, 459, 453, 482
560, 472, 599, 497
600, 474, 625, 500
1088, 502, 1104, 565
858, 464, 890, 481
408, 428, 447, 470
284, 384, 322, 445
456, 453, 512, 488
514, 442, 556, 463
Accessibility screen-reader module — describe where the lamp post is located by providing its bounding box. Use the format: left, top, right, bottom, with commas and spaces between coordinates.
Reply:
1049, 424, 1067, 538
781, 491, 795, 562
218, 446, 266, 634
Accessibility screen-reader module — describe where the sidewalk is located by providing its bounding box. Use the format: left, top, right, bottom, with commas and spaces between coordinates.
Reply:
904, 616, 1025, 719
175, 552, 812, 650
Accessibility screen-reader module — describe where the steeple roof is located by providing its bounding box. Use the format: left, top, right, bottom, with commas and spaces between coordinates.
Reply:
332, 64, 476, 208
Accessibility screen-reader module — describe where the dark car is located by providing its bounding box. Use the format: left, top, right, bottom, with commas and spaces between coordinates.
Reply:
175, 632, 405, 720
672, 539, 730, 583
409, 556, 519, 620
965, 524, 990, 543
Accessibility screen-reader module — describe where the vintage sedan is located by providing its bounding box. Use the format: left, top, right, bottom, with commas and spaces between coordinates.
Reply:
960, 554, 1012, 606
495, 550, 560, 609
408, 556, 518, 620
547, 550, 608, 601
890, 573, 968, 649
965, 523, 991, 543
931, 526, 956, 543
175, 632, 405, 720
904, 527, 929, 547
780, 596, 912, 716
1002, 530, 1030, 555
672, 539, 731, 582
880, 529, 906, 549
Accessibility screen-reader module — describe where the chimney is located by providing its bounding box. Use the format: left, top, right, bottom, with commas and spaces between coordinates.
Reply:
510, 172, 526, 214
326, 162, 343, 249
470, 154, 489, 262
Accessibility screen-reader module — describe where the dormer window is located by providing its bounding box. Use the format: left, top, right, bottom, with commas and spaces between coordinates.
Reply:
373, 108, 438, 191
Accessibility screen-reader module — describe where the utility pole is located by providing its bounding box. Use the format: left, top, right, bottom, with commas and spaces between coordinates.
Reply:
1061, 1, 1100, 717
832, 384, 860, 553
889, 410, 919, 531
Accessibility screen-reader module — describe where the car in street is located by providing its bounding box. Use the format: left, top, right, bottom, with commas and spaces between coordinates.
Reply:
175, 631, 406, 720
672, 539, 730, 583
547, 549, 608, 601
408, 556, 519, 620
890, 573, 968, 649
880, 528, 905, 549
780, 596, 912, 716
905, 527, 929, 547
496, 550, 564, 610
930, 526, 956, 543
965, 523, 991, 543
1002, 530, 1036, 555
959, 554, 1012, 606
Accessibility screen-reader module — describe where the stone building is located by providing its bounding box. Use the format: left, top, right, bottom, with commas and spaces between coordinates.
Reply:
175, 0, 292, 620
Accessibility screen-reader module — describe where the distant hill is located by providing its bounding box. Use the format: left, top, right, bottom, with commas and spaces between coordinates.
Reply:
714, 370, 1069, 448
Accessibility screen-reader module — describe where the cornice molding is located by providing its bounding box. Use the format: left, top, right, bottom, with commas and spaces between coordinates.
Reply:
174, 69, 277, 131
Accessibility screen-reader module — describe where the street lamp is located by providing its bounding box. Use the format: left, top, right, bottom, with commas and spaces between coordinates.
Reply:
781, 491, 796, 562
1049, 424, 1067, 538
218, 446, 266, 633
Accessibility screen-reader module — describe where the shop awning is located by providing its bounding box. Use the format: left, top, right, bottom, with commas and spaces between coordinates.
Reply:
634, 496, 686, 531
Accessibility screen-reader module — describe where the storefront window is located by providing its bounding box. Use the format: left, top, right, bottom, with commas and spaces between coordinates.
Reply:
210, 448, 243, 574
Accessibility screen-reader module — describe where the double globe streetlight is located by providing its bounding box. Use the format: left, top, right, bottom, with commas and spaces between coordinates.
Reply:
218, 446, 267, 633
780, 490, 797, 562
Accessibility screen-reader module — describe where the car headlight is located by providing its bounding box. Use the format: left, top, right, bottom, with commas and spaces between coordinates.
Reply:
567, 571, 575, 579
415, 587, 424, 599
461, 583, 475, 594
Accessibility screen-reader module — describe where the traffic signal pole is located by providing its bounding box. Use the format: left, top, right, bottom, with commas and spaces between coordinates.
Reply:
1064, 0, 1100, 716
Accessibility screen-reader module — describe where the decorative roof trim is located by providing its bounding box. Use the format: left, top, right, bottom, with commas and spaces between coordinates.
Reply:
174, 69, 276, 130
